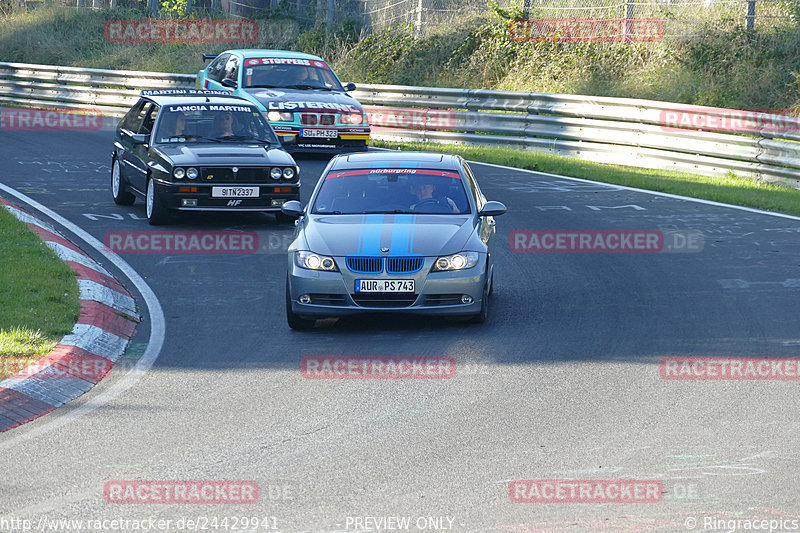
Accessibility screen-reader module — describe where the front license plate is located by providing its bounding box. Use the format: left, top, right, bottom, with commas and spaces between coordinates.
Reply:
211, 186, 259, 198
355, 279, 415, 293
301, 129, 338, 139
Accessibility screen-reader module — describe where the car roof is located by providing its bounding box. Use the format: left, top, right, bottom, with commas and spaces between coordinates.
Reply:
224, 49, 325, 62
140, 91, 257, 107
329, 152, 462, 171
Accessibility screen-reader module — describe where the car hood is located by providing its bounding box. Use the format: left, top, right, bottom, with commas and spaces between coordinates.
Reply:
153, 143, 294, 167
302, 214, 474, 257
241, 88, 364, 114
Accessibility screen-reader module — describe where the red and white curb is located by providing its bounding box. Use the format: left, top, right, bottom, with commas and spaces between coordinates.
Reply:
0, 198, 140, 432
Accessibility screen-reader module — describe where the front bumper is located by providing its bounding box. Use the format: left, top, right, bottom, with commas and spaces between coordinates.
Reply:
274, 128, 370, 153
287, 255, 486, 317
154, 180, 300, 211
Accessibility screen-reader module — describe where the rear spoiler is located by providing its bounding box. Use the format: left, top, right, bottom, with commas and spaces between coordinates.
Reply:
202, 54, 218, 62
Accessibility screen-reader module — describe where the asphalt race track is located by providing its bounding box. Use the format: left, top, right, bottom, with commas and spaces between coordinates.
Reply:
1, 126, 800, 532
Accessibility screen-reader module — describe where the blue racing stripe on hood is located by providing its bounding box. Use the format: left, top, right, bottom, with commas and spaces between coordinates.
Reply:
357, 214, 384, 255
389, 214, 415, 255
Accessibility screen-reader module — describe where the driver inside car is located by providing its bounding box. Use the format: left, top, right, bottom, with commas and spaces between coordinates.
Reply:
410, 182, 459, 213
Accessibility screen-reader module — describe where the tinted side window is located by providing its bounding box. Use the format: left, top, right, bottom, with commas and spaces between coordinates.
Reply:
223, 56, 239, 81
462, 162, 484, 209
120, 100, 146, 132
138, 103, 159, 135
207, 53, 230, 82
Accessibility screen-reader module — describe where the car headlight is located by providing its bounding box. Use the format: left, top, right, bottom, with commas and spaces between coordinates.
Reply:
186, 167, 198, 180
268, 111, 293, 122
270, 167, 283, 180
282, 167, 295, 180
173, 168, 185, 179
431, 252, 480, 272
296, 251, 338, 271
341, 113, 364, 125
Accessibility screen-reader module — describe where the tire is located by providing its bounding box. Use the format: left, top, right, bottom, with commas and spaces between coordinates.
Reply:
111, 157, 135, 206
275, 211, 296, 225
145, 177, 170, 226
286, 278, 315, 330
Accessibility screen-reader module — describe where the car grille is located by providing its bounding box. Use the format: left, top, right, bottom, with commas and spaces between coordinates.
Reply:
346, 256, 382, 274
425, 295, 463, 306
300, 113, 337, 126
386, 256, 423, 274
200, 167, 272, 183
308, 294, 347, 306
352, 293, 418, 308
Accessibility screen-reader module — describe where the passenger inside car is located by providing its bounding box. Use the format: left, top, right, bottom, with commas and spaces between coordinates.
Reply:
211, 112, 236, 137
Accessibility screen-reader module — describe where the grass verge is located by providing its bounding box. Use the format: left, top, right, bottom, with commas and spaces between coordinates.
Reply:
0, 205, 80, 380
371, 140, 800, 216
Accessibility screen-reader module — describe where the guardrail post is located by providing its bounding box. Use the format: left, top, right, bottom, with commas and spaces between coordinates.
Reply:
624, 0, 634, 41
746, 0, 756, 32
415, 0, 425, 38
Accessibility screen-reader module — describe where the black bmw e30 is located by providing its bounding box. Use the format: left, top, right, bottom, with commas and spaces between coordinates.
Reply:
111, 89, 300, 225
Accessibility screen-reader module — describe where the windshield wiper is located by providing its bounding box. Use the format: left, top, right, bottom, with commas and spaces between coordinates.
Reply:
284, 84, 333, 91
360, 210, 416, 214
247, 84, 285, 89
214, 135, 269, 143
193, 136, 223, 143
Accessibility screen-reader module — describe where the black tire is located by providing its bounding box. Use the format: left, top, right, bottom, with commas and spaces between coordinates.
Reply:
275, 211, 296, 225
286, 278, 315, 330
145, 177, 170, 226
111, 157, 135, 206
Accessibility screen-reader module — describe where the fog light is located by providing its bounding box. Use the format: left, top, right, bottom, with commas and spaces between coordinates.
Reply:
181, 199, 198, 207
299, 295, 311, 304
271, 199, 286, 207
461, 295, 473, 304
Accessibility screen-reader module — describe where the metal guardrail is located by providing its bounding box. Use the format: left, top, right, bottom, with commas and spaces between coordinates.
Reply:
2, 61, 800, 187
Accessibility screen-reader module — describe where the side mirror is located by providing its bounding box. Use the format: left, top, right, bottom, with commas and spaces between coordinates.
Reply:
202, 54, 218, 62
478, 201, 506, 217
344, 82, 356, 92
281, 200, 304, 218
129, 133, 149, 145
221, 78, 237, 88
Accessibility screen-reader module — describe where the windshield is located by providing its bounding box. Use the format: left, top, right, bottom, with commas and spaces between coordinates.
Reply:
312, 169, 471, 215
154, 103, 278, 144
242, 58, 343, 91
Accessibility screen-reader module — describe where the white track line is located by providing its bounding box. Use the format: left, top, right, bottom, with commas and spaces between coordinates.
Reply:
0, 184, 165, 449
470, 160, 800, 222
